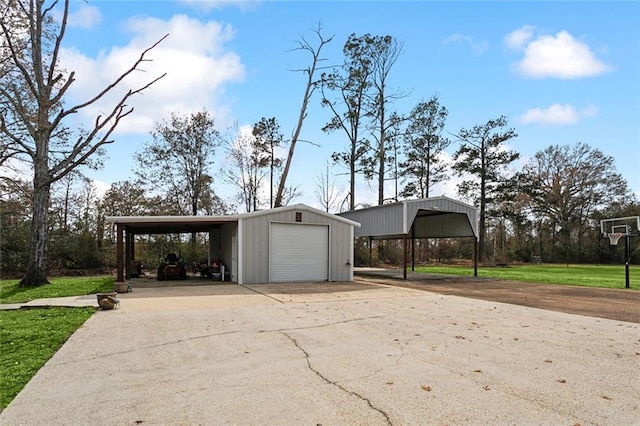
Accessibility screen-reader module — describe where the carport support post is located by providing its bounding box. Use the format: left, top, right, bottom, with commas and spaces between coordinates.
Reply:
473, 237, 478, 277
116, 223, 124, 282
411, 228, 415, 271
403, 234, 408, 280
125, 230, 132, 279
625, 235, 630, 289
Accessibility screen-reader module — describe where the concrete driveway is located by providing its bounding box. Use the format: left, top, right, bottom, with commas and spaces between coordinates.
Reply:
2, 281, 639, 425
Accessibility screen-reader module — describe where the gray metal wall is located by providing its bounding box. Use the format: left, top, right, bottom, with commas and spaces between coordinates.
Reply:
239, 208, 354, 284
339, 203, 405, 237
339, 197, 478, 238
405, 198, 478, 237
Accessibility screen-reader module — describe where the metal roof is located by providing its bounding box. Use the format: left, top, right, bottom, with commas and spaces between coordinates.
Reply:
105, 203, 360, 234
337, 196, 478, 239
103, 216, 235, 234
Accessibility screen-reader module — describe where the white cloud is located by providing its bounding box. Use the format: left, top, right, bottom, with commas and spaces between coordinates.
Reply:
91, 179, 111, 197
59, 14, 245, 135
503, 25, 535, 50
0, 157, 32, 183
179, 0, 261, 12
508, 29, 611, 79
66, 4, 102, 29
442, 33, 488, 55
519, 103, 598, 125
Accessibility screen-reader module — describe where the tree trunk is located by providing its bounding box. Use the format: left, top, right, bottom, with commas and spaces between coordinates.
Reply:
350, 146, 356, 211
478, 205, 486, 262
478, 153, 487, 262
377, 113, 385, 206
274, 28, 331, 207
274, 87, 308, 208
20, 179, 51, 287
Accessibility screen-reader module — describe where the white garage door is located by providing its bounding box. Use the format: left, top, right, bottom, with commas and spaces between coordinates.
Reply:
270, 223, 329, 282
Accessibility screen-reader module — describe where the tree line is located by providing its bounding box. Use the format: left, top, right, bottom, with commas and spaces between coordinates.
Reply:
0, 5, 637, 284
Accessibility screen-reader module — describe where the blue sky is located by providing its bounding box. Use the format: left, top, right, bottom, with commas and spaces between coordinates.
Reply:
58, 0, 640, 210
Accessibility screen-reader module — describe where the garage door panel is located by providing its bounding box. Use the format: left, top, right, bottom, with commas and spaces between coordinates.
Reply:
271, 223, 328, 282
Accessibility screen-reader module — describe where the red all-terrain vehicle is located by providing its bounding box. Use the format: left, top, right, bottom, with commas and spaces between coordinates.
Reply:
156, 252, 187, 281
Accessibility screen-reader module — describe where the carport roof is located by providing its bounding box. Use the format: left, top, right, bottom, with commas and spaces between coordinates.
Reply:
337, 196, 478, 239
104, 215, 237, 234
105, 203, 360, 234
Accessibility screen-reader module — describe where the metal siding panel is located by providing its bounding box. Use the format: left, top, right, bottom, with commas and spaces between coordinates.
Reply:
340, 198, 479, 239
341, 204, 404, 237
284, 210, 353, 282
293, 210, 349, 281
332, 223, 343, 280
240, 207, 355, 283
237, 219, 243, 284
240, 218, 252, 284
258, 215, 271, 283
242, 216, 270, 284
329, 220, 352, 281
270, 223, 329, 282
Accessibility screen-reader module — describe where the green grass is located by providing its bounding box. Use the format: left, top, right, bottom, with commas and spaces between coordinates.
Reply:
412, 264, 639, 290
0, 276, 111, 409
0, 276, 114, 304
0, 307, 95, 409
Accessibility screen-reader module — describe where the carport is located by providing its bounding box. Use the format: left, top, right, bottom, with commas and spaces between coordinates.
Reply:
105, 215, 238, 283
106, 204, 360, 285
337, 196, 479, 279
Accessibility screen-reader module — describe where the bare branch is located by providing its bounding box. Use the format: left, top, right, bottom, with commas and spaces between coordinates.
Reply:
274, 22, 333, 207
0, 8, 37, 97
56, 34, 169, 122
296, 138, 321, 148
47, 0, 68, 88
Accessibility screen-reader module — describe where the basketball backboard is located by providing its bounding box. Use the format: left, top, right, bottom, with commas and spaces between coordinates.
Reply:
600, 216, 640, 238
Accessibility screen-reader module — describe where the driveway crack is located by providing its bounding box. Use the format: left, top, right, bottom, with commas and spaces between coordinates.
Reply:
281, 315, 386, 332
280, 331, 392, 425
51, 316, 386, 366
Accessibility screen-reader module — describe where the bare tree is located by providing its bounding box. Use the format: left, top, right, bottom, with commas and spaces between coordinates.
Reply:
135, 110, 220, 217
518, 142, 629, 263
0, 0, 28, 171
314, 160, 343, 213
50, 170, 85, 233
224, 124, 266, 213
273, 23, 333, 207
0, 0, 166, 286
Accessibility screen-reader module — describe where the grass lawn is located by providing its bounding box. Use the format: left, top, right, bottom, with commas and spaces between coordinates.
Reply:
0, 307, 95, 409
0, 276, 114, 304
0, 276, 113, 410
412, 264, 639, 290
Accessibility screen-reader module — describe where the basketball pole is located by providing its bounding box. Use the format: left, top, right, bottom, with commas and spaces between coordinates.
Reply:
625, 235, 630, 289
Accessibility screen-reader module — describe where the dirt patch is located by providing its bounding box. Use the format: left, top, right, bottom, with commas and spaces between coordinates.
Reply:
355, 274, 640, 324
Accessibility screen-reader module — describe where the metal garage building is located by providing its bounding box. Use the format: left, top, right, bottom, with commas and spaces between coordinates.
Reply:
338, 196, 479, 278
106, 204, 360, 285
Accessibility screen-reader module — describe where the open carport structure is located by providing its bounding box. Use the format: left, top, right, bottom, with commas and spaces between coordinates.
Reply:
106, 204, 360, 285
338, 196, 479, 279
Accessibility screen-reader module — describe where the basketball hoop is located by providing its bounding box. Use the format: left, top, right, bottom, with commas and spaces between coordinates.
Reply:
600, 216, 638, 289
607, 232, 626, 246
